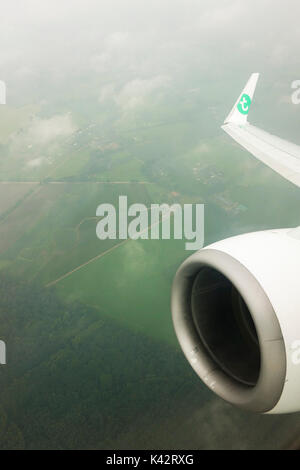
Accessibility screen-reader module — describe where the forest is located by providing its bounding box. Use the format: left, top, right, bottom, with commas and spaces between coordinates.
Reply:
0, 274, 203, 449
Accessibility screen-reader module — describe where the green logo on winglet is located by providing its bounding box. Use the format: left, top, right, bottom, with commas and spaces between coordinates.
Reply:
237, 93, 251, 115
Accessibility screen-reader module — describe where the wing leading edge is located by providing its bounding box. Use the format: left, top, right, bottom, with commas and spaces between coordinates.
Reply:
222, 73, 300, 188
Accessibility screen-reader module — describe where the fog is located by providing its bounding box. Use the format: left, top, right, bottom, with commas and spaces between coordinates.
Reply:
1, 1, 299, 102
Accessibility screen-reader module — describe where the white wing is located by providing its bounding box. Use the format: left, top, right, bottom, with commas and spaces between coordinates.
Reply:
222, 73, 300, 188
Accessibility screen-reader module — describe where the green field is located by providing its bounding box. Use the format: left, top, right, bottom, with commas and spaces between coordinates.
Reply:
1, 73, 300, 450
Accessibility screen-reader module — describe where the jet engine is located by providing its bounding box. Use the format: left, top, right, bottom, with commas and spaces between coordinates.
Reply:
172, 228, 300, 413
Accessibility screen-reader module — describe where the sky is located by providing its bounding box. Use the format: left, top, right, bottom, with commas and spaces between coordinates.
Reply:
1, 1, 300, 97
1, 1, 300, 169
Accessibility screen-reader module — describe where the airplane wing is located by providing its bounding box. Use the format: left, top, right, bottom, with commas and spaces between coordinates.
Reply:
222, 73, 300, 188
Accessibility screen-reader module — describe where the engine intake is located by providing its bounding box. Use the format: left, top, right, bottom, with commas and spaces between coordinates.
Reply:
171, 231, 293, 413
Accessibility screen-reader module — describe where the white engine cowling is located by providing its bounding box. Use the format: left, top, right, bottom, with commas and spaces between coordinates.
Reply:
172, 228, 300, 414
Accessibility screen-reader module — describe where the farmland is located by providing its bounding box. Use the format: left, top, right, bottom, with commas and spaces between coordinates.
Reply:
0, 71, 300, 450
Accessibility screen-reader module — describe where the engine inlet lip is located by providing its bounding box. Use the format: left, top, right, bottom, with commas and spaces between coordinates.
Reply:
171, 248, 286, 413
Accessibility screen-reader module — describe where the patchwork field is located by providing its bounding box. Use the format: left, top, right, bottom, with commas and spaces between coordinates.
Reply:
0, 182, 38, 216
1, 93, 300, 449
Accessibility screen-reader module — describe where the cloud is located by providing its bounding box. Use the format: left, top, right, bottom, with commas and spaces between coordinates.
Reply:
98, 84, 116, 103
195, 143, 211, 154
8, 113, 78, 160
98, 75, 171, 113
26, 157, 47, 167
26, 113, 77, 145
115, 76, 171, 110
104, 31, 131, 50
1, 0, 300, 117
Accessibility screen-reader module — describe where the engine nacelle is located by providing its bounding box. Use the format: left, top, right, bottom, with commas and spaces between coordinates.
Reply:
172, 228, 300, 414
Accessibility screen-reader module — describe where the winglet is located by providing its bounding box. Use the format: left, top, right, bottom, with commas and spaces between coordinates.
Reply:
224, 73, 259, 126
